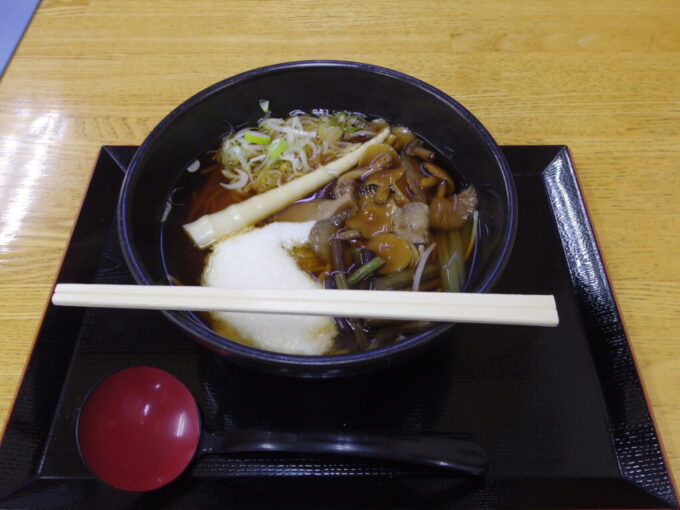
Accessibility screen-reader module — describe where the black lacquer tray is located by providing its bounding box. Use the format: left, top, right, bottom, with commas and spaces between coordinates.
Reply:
0, 146, 676, 509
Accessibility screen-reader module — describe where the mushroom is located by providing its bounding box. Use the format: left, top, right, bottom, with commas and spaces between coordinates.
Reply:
455, 184, 478, 223
337, 229, 361, 241
390, 126, 416, 150
364, 168, 406, 206
364, 168, 405, 187
332, 145, 400, 200
309, 219, 339, 262
273, 192, 357, 223
422, 162, 454, 192
345, 196, 398, 239
333, 168, 364, 197
369, 118, 390, 131
392, 202, 431, 244
390, 177, 411, 207
374, 185, 391, 205
366, 233, 414, 274
358, 144, 400, 171
404, 139, 435, 161
429, 182, 478, 231
420, 176, 439, 189
402, 155, 427, 202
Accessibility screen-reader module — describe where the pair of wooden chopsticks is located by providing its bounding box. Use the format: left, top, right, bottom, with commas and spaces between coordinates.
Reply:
52, 284, 559, 327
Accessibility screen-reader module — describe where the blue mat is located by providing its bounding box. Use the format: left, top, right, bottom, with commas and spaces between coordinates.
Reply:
0, 0, 40, 78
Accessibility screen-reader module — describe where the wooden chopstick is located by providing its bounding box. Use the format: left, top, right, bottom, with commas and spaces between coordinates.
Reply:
52, 284, 559, 327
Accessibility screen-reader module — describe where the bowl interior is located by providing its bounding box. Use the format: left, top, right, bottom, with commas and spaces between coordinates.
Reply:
119, 61, 516, 374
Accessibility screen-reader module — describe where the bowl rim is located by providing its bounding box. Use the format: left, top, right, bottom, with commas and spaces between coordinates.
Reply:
118, 60, 518, 370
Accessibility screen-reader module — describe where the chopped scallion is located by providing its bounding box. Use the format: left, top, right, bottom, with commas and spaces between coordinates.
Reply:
435, 230, 465, 292
464, 210, 479, 261
267, 138, 288, 160
347, 257, 385, 286
243, 130, 270, 145
259, 99, 270, 113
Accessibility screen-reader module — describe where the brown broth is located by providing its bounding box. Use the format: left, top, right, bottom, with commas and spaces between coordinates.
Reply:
161, 115, 476, 354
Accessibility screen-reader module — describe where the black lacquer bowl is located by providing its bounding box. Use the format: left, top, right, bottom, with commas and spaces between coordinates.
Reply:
118, 60, 517, 377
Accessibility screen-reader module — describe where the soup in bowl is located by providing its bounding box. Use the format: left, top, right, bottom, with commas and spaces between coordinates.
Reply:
118, 61, 517, 377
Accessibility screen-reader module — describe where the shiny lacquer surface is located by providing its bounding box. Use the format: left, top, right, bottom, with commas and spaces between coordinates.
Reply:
0, 0, 678, 488
78, 367, 488, 492
77, 367, 200, 492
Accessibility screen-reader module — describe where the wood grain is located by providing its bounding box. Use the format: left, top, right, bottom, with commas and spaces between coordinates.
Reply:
1, 0, 678, 488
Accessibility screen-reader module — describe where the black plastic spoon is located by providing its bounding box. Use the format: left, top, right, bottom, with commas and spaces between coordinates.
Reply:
77, 367, 488, 492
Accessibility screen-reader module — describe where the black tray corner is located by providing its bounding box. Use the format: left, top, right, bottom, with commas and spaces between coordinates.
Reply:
0, 145, 676, 510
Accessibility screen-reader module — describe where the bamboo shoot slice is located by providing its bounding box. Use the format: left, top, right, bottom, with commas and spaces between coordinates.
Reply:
184, 128, 389, 248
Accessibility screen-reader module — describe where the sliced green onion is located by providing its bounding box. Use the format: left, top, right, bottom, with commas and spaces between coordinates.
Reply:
267, 138, 288, 160
447, 230, 466, 292
372, 264, 438, 291
464, 210, 479, 261
435, 230, 465, 293
442, 252, 463, 292
259, 99, 270, 113
347, 257, 385, 286
412, 243, 437, 291
244, 130, 270, 145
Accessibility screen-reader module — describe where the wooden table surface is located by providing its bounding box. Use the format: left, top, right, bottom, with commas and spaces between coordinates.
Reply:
1, 0, 678, 491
